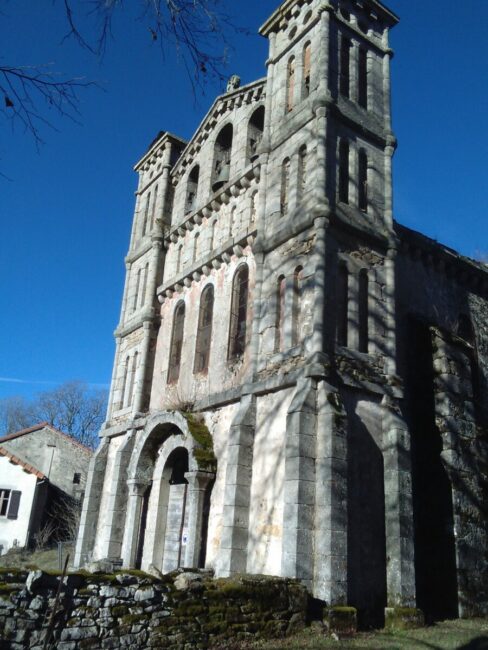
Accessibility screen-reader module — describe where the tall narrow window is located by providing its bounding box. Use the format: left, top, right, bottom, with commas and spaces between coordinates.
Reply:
127, 351, 138, 406
358, 149, 368, 212
176, 244, 183, 274
286, 57, 296, 112
280, 158, 291, 216
275, 275, 286, 352
229, 206, 236, 237
247, 106, 265, 163
337, 265, 349, 346
120, 356, 129, 409
140, 262, 149, 309
338, 140, 350, 204
193, 232, 200, 263
210, 220, 217, 251
250, 191, 258, 224
358, 270, 369, 352
228, 265, 249, 360
142, 193, 151, 237
303, 42, 311, 98
298, 145, 307, 202
152, 185, 158, 227
212, 124, 233, 192
340, 36, 351, 98
292, 266, 303, 346
185, 166, 199, 214
133, 269, 141, 312
168, 301, 185, 383
358, 47, 368, 108
194, 285, 214, 374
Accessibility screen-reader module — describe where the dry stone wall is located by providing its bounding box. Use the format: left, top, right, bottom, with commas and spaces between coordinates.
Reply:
0, 568, 307, 649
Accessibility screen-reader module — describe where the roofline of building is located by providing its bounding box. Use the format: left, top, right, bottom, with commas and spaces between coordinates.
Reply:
259, 0, 399, 36
134, 131, 188, 172
171, 77, 267, 177
0, 446, 46, 480
0, 422, 93, 455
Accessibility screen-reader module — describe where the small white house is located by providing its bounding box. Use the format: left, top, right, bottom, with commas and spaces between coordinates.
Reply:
0, 446, 46, 555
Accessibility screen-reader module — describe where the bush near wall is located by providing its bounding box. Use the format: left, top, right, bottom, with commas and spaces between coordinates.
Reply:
0, 567, 308, 649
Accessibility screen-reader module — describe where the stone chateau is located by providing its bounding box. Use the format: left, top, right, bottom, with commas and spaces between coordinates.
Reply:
74, 0, 488, 626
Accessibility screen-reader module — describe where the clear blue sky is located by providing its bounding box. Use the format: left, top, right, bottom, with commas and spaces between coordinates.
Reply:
1, 0, 487, 401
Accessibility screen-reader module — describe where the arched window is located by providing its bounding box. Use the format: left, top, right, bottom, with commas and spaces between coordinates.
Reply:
302, 42, 311, 98
168, 301, 185, 383
247, 106, 265, 163
127, 352, 138, 406
212, 124, 233, 192
340, 36, 351, 98
142, 192, 151, 237
185, 166, 199, 214
194, 285, 214, 374
337, 265, 349, 346
338, 139, 349, 204
286, 57, 296, 112
120, 356, 129, 409
358, 269, 369, 352
292, 266, 303, 346
280, 158, 291, 216
140, 262, 149, 309
358, 47, 368, 109
358, 149, 368, 212
133, 268, 141, 312
275, 275, 286, 352
228, 265, 249, 360
298, 145, 307, 202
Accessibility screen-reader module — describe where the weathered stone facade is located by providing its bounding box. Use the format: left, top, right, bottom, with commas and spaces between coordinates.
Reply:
75, 0, 488, 627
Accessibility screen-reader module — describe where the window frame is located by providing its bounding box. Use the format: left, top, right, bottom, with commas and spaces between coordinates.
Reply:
168, 301, 186, 383
228, 264, 249, 361
194, 285, 215, 375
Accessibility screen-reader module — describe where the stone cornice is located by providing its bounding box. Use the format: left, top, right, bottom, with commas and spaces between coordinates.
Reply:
165, 162, 261, 246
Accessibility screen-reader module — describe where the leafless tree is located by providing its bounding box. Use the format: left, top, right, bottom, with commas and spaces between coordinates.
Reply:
1, 1, 239, 147
0, 381, 107, 449
0, 395, 36, 436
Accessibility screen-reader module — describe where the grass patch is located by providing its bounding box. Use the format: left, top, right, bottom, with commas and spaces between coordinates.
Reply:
246, 618, 488, 649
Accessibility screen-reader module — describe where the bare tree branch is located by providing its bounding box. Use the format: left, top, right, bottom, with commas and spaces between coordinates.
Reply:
0, 63, 95, 148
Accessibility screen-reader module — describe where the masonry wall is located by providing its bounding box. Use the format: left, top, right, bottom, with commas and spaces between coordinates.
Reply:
0, 569, 307, 649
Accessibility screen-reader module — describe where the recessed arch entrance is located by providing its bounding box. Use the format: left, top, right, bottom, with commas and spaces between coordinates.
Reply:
120, 411, 216, 573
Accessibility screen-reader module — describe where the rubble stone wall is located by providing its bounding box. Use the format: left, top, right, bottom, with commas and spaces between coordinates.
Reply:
0, 568, 307, 649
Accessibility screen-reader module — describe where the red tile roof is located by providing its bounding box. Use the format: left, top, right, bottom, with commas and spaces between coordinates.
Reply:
0, 446, 46, 479
0, 422, 92, 455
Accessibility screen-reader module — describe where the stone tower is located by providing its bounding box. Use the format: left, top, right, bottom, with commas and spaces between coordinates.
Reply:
75, 0, 488, 627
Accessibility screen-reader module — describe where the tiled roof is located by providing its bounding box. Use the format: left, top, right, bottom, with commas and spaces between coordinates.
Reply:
0, 446, 46, 479
0, 422, 93, 455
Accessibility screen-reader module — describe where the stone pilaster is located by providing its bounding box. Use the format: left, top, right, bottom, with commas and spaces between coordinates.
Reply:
73, 439, 109, 568
183, 470, 215, 568
219, 394, 256, 575
381, 394, 416, 607
313, 381, 348, 604
94, 430, 136, 561
281, 378, 316, 590
121, 478, 151, 568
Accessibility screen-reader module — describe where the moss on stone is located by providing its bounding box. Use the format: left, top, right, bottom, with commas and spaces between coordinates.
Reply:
183, 412, 217, 472
121, 613, 148, 625
111, 604, 129, 617
384, 606, 424, 630
0, 583, 18, 593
